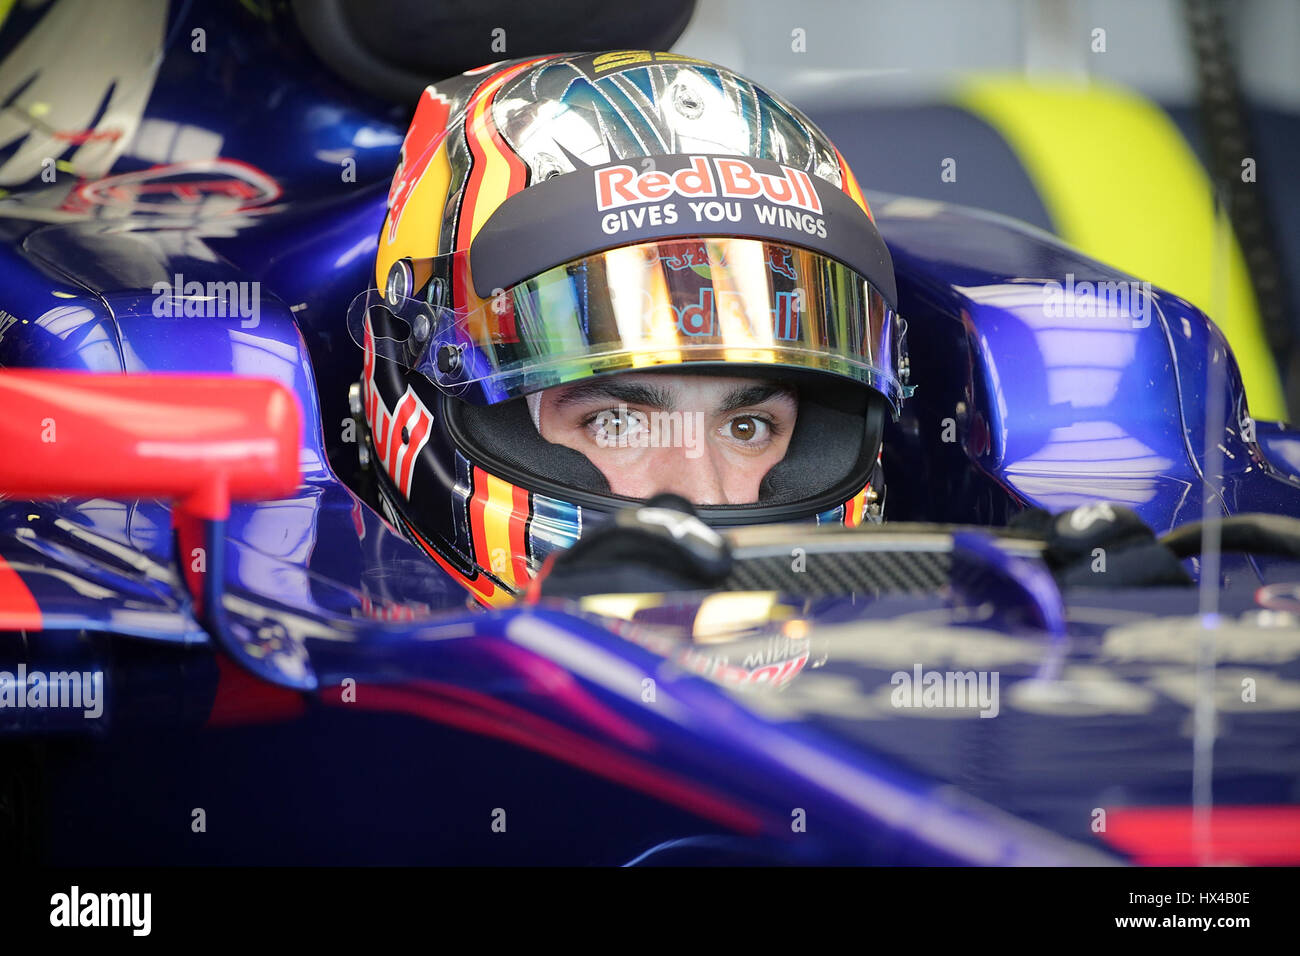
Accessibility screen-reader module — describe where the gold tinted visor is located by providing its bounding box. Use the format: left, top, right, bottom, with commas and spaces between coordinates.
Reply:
349, 238, 905, 409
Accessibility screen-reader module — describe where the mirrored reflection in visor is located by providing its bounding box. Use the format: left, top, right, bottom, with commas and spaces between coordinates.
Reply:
349, 238, 902, 408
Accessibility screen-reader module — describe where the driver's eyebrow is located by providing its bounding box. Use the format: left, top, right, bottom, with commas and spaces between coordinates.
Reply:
716, 383, 796, 413
550, 379, 676, 410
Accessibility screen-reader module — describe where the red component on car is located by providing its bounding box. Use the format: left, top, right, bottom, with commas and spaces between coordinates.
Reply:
1101, 805, 1300, 865
0, 554, 41, 630
0, 371, 302, 520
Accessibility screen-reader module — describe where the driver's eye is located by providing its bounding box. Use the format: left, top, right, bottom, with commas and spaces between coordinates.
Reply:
590, 408, 648, 442
724, 414, 769, 443
728, 415, 757, 441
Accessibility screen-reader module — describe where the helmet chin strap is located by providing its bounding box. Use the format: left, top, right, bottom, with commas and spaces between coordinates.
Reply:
526, 391, 543, 431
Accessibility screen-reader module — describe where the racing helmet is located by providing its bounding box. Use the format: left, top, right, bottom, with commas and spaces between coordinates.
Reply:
350, 51, 909, 606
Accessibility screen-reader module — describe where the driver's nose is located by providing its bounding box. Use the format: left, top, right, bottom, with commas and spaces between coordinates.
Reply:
647, 443, 728, 505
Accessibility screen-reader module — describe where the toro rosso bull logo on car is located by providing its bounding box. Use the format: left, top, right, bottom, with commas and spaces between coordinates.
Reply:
66, 159, 282, 216
596, 156, 827, 240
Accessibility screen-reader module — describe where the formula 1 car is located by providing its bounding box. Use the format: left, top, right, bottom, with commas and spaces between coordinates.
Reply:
1, 0, 1299, 867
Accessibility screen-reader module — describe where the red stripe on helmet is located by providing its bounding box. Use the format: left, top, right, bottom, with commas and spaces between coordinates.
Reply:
469, 465, 493, 577
453, 57, 556, 317
509, 482, 532, 585
833, 145, 873, 221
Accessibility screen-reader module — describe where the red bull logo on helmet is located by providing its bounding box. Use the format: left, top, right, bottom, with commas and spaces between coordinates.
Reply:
595, 156, 822, 215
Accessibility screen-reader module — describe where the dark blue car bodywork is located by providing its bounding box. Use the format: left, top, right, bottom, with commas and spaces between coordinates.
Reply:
2, 0, 1299, 865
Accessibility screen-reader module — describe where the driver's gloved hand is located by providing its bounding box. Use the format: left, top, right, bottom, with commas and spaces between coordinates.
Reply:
527, 494, 733, 600
1009, 502, 1192, 588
